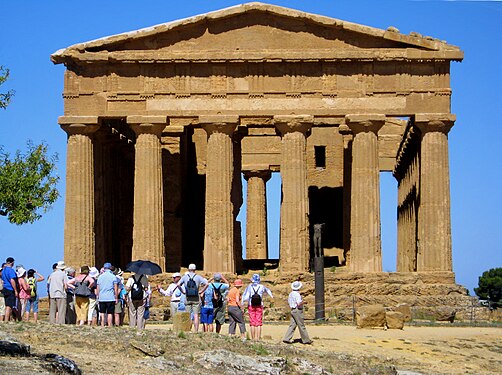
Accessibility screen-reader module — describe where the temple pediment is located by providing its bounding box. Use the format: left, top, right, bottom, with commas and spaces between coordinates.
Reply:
51, 2, 462, 64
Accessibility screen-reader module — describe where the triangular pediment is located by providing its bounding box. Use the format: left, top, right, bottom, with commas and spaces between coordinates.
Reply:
52, 2, 462, 64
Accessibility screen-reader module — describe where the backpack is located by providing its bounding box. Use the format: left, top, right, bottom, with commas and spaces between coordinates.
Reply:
74, 276, 91, 297
130, 274, 145, 301
27, 277, 37, 298
212, 284, 223, 308
250, 286, 262, 307
185, 275, 198, 298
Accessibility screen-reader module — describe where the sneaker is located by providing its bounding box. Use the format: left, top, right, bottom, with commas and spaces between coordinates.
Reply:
282, 340, 293, 344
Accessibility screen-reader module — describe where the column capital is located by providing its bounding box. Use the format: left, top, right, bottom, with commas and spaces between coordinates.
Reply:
127, 116, 168, 137
415, 113, 455, 134
273, 115, 313, 135
61, 123, 100, 136
200, 115, 239, 136
243, 169, 272, 182
345, 114, 385, 134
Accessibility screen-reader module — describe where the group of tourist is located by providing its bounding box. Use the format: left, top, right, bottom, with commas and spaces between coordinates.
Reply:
156, 263, 312, 343
1, 257, 313, 344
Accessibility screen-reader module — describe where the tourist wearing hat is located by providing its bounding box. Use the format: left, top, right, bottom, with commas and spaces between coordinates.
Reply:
47, 260, 69, 324
177, 264, 207, 332
227, 278, 246, 338
282, 281, 313, 345
1, 257, 19, 322
157, 272, 185, 320
242, 274, 274, 341
16, 267, 31, 319
96, 262, 119, 327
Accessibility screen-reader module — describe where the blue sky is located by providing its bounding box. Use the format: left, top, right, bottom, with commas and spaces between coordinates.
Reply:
0, 1, 500, 294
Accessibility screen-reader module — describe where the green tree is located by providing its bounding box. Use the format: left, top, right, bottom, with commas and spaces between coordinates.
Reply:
0, 142, 60, 224
0, 66, 14, 109
474, 268, 502, 309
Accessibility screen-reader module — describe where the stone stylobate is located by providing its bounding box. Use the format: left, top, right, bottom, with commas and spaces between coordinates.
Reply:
274, 115, 313, 272
128, 116, 167, 271
60, 117, 100, 268
201, 115, 239, 273
345, 114, 385, 273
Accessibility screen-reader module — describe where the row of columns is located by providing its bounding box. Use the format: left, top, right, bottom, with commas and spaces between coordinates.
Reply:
60, 112, 454, 274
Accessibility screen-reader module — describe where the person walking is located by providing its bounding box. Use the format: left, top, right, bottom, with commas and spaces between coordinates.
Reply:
70, 265, 94, 326
242, 274, 273, 341
48, 261, 69, 324
96, 262, 118, 327
24, 269, 44, 322
125, 271, 149, 330
282, 281, 313, 345
177, 264, 207, 332
157, 272, 184, 320
227, 278, 246, 338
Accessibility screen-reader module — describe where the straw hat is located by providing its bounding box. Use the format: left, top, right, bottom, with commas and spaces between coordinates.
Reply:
291, 281, 302, 291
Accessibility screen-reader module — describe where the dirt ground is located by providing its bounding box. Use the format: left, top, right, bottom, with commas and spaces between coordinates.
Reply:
0, 321, 500, 374
150, 323, 502, 374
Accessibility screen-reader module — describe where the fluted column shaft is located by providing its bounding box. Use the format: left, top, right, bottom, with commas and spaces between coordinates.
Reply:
62, 123, 99, 268
416, 114, 454, 272
201, 116, 238, 273
129, 118, 166, 270
346, 114, 385, 273
275, 115, 312, 272
244, 170, 271, 259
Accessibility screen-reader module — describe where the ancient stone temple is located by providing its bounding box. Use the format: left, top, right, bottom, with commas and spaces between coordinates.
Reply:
52, 3, 462, 275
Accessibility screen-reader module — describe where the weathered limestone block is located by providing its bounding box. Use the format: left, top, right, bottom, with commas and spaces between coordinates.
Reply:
356, 304, 386, 328
385, 311, 405, 329
414, 306, 456, 322
173, 312, 192, 332
394, 303, 412, 322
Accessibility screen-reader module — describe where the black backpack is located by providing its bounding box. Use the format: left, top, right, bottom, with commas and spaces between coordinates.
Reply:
185, 275, 198, 298
212, 284, 223, 308
250, 286, 262, 307
130, 274, 144, 301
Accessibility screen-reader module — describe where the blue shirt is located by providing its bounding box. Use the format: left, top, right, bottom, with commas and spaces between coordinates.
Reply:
203, 287, 214, 308
178, 272, 207, 289
97, 270, 118, 302
1, 266, 17, 291
210, 282, 229, 298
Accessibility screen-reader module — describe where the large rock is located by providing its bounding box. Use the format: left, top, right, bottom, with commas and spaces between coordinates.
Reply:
356, 304, 386, 328
394, 303, 412, 322
414, 307, 456, 322
386, 311, 405, 329
173, 312, 192, 332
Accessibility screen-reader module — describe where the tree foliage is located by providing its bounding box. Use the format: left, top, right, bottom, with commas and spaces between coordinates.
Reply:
474, 267, 502, 309
0, 142, 60, 224
0, 66, 15, 109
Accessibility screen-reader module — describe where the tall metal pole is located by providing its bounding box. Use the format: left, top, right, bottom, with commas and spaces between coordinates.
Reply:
313, 223, 325, 320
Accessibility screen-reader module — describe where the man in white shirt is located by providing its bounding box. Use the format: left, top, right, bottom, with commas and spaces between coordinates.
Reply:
157, 272, 184, 319
282, 281, 313, 345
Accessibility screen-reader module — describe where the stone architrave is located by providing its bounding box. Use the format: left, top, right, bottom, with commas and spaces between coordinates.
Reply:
60, 117, 100, 268
274, 115, 313, 272
346, 114, 385, 273
415, 114, 455, 272
201, 115, 238, 273
244, 170, 271, 259
128, 116, 167, 271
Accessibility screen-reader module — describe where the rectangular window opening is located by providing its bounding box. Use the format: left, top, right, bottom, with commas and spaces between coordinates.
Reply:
315, 145, 326, 169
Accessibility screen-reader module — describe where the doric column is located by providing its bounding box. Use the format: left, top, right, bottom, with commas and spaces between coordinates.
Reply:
128, 116, 166, 271
60, 116, 100, 268
274, 115, 313, 272
244, 170, 271, 260
415, 114, 455, 272
345, 114, 385, 273
200, 115, 238, 273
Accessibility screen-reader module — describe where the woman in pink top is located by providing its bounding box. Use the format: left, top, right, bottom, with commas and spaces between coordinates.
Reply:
17, 267, 31, 319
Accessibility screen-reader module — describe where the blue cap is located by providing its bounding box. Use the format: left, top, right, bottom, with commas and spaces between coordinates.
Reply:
252, 273, 260, 283
103, 262, 112, 269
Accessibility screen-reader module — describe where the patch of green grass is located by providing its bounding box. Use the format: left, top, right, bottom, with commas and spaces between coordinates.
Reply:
177, 331, 186, 339
251, 343, 269, 356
